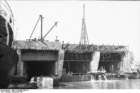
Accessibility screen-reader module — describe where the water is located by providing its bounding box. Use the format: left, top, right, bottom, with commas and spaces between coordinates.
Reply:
98, 75, 107, 80
56, 79, 140, 89
103, 75, 107, 80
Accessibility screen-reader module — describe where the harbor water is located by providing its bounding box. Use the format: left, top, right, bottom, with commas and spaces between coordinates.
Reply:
55, 79, 140, 89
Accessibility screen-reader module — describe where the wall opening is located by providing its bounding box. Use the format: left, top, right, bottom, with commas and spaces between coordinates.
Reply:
24, 61, 56, 81
63, 61, 90, 74
98, 61, 120, 73
98, 53, 121, 73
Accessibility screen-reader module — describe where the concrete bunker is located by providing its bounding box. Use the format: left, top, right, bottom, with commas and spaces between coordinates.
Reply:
16, 49, 60, 81
63, 46, 129, 74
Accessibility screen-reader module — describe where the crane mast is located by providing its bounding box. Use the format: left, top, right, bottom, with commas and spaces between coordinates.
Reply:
80, 4, 89, 45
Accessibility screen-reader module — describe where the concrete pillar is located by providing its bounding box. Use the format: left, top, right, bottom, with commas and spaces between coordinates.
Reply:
90, 51, 100, 72
57, 49, 65, 78
17, 49, 24, 76
119, 52, 131, 72
54, 61, 58, 75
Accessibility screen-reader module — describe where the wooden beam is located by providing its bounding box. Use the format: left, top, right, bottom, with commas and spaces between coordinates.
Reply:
64, 60, 90, 62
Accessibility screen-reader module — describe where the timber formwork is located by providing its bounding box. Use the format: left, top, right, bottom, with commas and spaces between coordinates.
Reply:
62, 43, 131, 74
14, 40, 133, 82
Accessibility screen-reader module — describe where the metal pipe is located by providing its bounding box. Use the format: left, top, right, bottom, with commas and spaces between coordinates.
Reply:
43, 22, 57, 39
29, 16, 40, 40
40, 15, 43, 41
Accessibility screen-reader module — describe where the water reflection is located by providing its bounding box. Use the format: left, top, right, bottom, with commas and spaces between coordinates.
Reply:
57, 79, 140, 89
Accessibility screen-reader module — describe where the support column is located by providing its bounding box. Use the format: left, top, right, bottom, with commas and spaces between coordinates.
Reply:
119, 51, 131, 72
17, 49, 24, 76
57, 49, 65, 78
90, 51, 100, 72
54, 61, 58, 75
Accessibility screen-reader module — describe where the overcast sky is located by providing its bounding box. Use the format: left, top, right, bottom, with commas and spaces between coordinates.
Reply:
7, 0, 140, 61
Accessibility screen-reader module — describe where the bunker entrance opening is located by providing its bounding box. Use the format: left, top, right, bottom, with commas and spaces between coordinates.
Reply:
63, 61, 90, 75
98, 61, 120, 73
24, 61, 56, 81
98, 53, 121, 73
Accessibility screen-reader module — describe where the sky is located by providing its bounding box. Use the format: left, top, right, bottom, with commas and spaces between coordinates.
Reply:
7, 0, 140, 61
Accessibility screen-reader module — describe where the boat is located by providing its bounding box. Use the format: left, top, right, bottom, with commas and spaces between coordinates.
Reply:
0, 0, 18, 88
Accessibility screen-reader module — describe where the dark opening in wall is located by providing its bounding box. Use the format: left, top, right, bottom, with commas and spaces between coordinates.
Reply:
63, 61, 90, 74
98, 61, 120, 73
24, 61, 55, 81
98, 53, 121, 73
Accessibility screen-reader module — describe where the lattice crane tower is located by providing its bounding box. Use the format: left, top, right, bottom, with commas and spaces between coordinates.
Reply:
80, 4, 89, 45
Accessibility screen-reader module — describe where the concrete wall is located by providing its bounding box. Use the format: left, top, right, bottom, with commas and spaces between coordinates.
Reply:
21, 51, 58, 61
119, 52, 132, 72
16, 49, 24, 75
16, 40, 65, 78
16, 49, 62, 77
56, 49, 65, 78
90, 51, 100, 72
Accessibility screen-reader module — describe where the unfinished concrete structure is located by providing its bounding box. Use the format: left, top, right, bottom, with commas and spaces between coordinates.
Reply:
14, 39, 133, 82
59, 5, 133, 76
62, 44, 132, 75
15, 40, 64, 80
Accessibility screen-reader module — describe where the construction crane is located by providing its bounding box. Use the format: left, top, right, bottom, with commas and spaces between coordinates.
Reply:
29, 15, 43, 41
29, 15, 57, 42
80, 4, 89, 45
42, 21, 58, 39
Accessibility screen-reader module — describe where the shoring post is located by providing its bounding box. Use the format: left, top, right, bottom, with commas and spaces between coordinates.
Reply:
92, 43, 93, 51
62, 41, 64, 49
68, 61, 70, 73
97, 45, 99, 51
40, 15, 43, 41
128, 44, 129, 51
67, 42, 69, 50
79, 42, 81, 51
